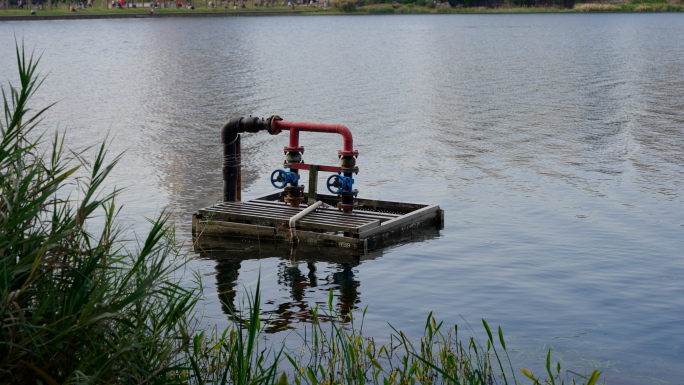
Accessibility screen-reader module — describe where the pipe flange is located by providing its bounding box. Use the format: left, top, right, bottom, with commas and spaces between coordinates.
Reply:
340, 166, 359, 173
268, 115, 283, 135
284, 196, 305, 207
284, 185, 304, 207
284, 146, 305, 153
337, 202, 357, 213
338, 150, 359, 157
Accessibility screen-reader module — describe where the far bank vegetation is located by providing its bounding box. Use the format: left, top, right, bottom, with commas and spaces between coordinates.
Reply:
1, 0, 682, 13
332, 0, 683, 13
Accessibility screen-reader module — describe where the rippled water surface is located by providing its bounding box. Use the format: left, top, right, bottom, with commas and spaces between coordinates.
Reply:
2, 13, 683, 383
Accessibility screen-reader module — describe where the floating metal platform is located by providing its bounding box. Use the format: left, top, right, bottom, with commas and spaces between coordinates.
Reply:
192, 192, 444, 251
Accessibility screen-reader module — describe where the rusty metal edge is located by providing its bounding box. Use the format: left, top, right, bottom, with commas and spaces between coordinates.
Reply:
357, 204, 441, 239
193, 217, 362, 248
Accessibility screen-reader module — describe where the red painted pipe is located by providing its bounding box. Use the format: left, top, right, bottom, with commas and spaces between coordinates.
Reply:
273, 120, 356, 153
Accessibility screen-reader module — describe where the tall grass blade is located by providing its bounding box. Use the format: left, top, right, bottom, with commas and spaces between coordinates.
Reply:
546, 350, 555, 385
587, 369, 601, 385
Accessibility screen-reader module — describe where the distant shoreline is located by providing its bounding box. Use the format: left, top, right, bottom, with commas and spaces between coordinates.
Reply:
0, 10, 304, 21
1, 3, 682, 21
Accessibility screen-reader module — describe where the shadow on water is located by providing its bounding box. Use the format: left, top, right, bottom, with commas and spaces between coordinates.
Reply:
193, 227, 441, 333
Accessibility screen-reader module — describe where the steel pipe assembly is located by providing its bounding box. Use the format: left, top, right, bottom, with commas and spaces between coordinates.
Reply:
196, 117, 441, 250
221, 115, 359, 213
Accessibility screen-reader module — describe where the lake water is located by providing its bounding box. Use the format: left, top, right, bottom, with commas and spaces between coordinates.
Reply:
1, 13, 683, 384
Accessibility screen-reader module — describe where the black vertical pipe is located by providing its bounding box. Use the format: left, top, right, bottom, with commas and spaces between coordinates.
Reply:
236, 135, 241, 202
221, 116, 278, 202
222, 130, 239, 202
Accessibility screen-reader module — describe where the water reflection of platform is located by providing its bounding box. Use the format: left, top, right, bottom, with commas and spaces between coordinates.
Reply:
193, 226, 441, 333
193, 192, 444, 251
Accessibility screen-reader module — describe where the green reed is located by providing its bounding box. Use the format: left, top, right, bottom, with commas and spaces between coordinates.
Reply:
271, 287, 602, 385
1, 42, 203, 384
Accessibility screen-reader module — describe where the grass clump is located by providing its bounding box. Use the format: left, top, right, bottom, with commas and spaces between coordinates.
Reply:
572, 3, 620, 11
573, 1, 684, 11
0, 44, 204, 384
332, 0, 357, 12
396, 5, 431, 12
281, 290, 603, 385
187, 286, 604, 385
363, 3, 432, 13
365, 4, 395, 12
626, 2, 683, 10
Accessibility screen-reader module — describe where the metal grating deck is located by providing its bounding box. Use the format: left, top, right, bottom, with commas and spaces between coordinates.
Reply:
192, 193, 443, 250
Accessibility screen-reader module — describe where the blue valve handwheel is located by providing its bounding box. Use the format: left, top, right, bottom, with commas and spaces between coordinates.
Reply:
326, 174, 346, 194
270, 169, 288, 189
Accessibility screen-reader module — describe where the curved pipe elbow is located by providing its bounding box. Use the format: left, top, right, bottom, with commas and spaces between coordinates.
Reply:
222, 116, 278, 144
333, 124, 354, 153
221, 117, 243, 144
